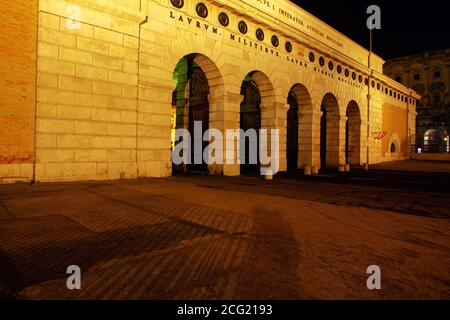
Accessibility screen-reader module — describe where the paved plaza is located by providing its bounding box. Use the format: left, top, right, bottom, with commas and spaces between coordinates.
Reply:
0, 163, 449, 300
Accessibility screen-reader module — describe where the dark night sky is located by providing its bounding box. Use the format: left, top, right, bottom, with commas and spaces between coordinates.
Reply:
291, 0, 450, 59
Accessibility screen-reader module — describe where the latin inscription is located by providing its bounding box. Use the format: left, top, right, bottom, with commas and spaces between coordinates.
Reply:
251, 0, 344, 48
169, 10, 309, 70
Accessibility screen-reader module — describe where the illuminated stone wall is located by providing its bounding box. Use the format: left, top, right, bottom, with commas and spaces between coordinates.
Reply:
0, 0, 38, 183
0, 0, 419, 183
35, 0, 144, 182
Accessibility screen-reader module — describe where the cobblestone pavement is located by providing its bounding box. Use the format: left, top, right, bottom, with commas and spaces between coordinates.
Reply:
0, 173, 449, 300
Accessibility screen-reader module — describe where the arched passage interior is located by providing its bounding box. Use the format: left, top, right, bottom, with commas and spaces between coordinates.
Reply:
239, 71, 275, 174
287, 91, 299, 171
172, 53, 223, 173
240, 76, 261, 173
345, 100, 362, 165
320, 93, 340, 169
286, 84, 313, 170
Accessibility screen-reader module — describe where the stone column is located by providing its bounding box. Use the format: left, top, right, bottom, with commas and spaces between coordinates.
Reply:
209, 89, 241, 176
298, 109, 321, 169
347, 116, 363, 165
359, 119, 368, 166
326, 114, 346, 168
261, 97, 287, 172
276, 102, 288, 173
407, 104, 417, 154
261, 100, 287, 174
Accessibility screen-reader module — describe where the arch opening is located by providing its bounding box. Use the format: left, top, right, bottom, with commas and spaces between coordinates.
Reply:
286, 83, 313, 170
171, 53, 223, 174
390, 142, 397, 153
239, 71, 275, 174
240, 77, 262, 173
320, 93, 340, 169
286, 91, 299, 171
387, 132, 400, 157
345, 100, 362, 166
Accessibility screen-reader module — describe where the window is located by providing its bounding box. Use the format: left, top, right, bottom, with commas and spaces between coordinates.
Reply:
285, 41, 292, 53
434, 71, 441, 78
256, 28, 264, 41
238, 21, 248, 34
413, 73, 421, 81
319, 56, 325, 67
171, 0, 184, 8
271, 35, 279, 47
433, 93, 441, 104
218, 12, 229, 27
395, 75, 402, 83
196, 3, 208, 18
390, 143, 397, 153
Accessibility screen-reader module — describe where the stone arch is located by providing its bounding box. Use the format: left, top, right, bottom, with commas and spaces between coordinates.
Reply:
387, 132, 400, 156
423, 128, 450, 152
287, 84, 314, 169
239, 71, 276, 173
320, 93, 343, 168
424, 129, 438, 147
172, 53, 224, 119
171, 53, 225, 174
246, 71, 276, 107
345, 100, 362, 165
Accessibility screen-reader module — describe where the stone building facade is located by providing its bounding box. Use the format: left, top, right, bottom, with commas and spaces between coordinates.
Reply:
0, 0, 419, 183
384, 49, 450, 153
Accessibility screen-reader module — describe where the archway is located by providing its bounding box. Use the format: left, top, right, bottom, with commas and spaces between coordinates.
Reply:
320, 93, 340, 169
239, 71, 275, 174
172, 53, 222, 173
424, 129, 438, 152
345, 101, 361, 165
188, 67, 209, 171
288, 84, 314, 169
390, 142, 397, 153
286, 91, 299, 171
387, 132, 400, 156
240, 78, 261, 173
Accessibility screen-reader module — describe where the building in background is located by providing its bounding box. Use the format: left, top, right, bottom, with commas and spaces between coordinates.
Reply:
384, 49, 450, 153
